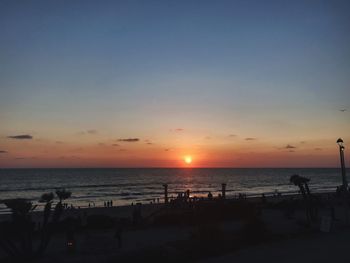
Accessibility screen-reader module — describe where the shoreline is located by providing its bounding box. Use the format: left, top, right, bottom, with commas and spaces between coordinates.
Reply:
0, 187, 338, 215
0, 190, 335, 221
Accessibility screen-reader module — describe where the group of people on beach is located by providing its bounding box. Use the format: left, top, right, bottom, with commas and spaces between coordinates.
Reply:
104, 200, 113, 207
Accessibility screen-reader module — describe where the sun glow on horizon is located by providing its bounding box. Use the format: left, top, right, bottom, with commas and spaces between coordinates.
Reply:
184, 155, 192, 165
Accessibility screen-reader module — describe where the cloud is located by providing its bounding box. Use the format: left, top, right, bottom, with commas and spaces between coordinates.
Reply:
229, 134, 237, 137
285, 144, 296, 149
55, 141, 64, 144
144, 139, 154, 145
0, 150, 7, 153
245, 137, 256, 141
112, 144, 120, 147
8, 134, 33, 140
78, 130, 98, 135
170, 128, 184, 132
314, 148, 323, 151
300, 141, 306, 144
118, 138, 139, 142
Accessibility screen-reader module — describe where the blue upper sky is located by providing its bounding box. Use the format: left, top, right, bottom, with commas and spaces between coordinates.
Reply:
0, 0, 349, 167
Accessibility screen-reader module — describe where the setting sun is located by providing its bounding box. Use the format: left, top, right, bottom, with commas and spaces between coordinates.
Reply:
184, 156, 192, 164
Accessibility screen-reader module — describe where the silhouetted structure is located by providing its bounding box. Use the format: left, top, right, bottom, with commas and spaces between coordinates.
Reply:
337, 138, 348, 191
221, 183, 226, 199
163, 184, 168, 204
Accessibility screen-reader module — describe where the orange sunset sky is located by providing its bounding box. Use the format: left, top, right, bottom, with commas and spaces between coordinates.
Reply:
1, 1, 349, 168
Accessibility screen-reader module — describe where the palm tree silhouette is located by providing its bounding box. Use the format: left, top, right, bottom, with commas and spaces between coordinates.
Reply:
55, 189, 72, 203
290, 174, 316, 224
2, 199, 37, 259
0, 189, 72, 260
290, 174, 310, 199
39, 192, 54, 227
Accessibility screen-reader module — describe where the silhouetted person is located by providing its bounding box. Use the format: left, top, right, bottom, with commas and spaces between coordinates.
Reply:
261, 193, 267, 204
208, 192, 213, 200
221, 183, 227, 199
163, 184, 169, 204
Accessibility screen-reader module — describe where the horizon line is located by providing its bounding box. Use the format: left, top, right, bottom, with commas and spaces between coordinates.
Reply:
0, 166, 344, 169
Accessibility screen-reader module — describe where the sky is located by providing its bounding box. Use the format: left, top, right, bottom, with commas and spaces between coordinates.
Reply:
0, 0, 349, 168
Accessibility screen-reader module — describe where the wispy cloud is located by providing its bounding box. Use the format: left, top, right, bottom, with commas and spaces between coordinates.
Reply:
170, 128, 184, 132
55, 141, 64, 144
229, 134, 237, 137
8, 134, 33, 140
314, 148, 323, 151
118, 138, 140, 142
78, 130, 98, 135
112, 144, 120, 147
245, 137, 256, 141
285, 144, 296, 149
144, 139, 154, 145
0, 150, 8, 153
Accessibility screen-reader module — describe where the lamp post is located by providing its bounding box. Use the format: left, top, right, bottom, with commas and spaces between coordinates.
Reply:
337, 138, 347, 190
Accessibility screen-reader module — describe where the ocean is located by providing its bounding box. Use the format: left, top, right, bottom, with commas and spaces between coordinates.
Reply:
0, 168, 347, 214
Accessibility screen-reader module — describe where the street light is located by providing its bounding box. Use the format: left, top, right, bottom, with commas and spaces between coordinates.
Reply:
337, 138, 347, 190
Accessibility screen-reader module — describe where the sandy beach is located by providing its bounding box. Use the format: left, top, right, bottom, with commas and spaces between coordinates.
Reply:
1, 191, 348, 262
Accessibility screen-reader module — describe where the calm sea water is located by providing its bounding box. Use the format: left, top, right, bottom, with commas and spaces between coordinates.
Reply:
0, 168, 347, 213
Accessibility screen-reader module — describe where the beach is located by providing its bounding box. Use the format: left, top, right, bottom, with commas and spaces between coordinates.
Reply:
2, 191, 349, 262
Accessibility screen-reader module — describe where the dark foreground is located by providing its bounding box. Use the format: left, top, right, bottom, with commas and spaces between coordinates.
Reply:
1, 192, 350, 262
